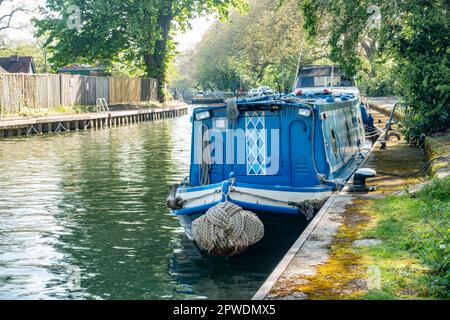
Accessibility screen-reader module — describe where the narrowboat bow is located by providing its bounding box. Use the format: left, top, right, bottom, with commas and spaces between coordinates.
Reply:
167, 66, 372, 254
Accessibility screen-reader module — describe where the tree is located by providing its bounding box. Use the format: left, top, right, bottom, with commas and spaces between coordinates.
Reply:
0, 39, 46, 72
183, 0, 329, 92
0, 0, 30, 32
0, 0, 33, 49
299, 0, 450, 140
35, 0, 247, 102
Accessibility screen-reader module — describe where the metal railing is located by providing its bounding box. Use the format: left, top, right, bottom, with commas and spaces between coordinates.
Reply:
96, 98, 110, 113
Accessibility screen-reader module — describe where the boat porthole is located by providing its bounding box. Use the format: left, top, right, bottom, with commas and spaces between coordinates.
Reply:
331, 128, 338, 158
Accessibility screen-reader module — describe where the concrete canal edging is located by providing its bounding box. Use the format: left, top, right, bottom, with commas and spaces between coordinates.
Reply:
252, 192, 355, 300
253, 140, 377, 300
0, 103, 188, 138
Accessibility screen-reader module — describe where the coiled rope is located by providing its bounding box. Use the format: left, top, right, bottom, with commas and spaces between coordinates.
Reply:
192, 202, 265, 257
226, 99, 240, 126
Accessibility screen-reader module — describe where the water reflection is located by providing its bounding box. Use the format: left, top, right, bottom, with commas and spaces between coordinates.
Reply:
0, 111, 305, 300
169, 214, 307, 300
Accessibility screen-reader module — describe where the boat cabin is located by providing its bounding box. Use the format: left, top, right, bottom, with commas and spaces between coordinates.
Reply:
189, 92, 365, 191
295, 65, 359, 96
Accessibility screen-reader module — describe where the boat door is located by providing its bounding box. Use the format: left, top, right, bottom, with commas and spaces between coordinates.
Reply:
290, 119, 315, 187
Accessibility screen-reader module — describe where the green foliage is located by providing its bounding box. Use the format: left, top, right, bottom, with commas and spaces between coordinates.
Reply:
393, 2, 450, 141
179, 0, 329, 91
421, 177, 450, 202
35, 0, 246, 101
414, 178, 450, 297
0, 39, 46, 73
357, 55, 397, 97
364, 177, 450, 299
298, 0, 450, 141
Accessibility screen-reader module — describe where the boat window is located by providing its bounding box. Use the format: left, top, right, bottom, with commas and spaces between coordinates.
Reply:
331, 128, 338, 157
299, 75, 355, 88
297, 66, 356, 88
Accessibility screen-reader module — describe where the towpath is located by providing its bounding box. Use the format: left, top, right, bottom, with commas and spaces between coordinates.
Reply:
254, 100, 431, 300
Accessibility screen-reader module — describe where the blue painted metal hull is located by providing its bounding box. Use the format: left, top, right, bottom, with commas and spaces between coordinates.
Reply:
172, 183, 334, 216
168, 91, 368, 239
178, 205, 312, 241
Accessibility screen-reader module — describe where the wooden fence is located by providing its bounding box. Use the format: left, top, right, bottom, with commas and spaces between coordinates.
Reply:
0, 73, 158, 114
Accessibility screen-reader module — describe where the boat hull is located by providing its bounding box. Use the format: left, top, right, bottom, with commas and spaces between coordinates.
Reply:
177, 209, 314, 242
172, 183, 333, 240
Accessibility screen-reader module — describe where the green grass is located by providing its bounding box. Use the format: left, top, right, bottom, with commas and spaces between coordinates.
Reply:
139, 101, 163, 108
359, 177, 450, 299
0, 101, 165, 119
0, 105, 98, 119
51, 105, 98, 114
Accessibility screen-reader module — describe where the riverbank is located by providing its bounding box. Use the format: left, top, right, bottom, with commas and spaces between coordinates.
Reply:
255, 100, 449, 300
0, 101, 188, 138
359, 176, 449, 299
0, 100, 186, 120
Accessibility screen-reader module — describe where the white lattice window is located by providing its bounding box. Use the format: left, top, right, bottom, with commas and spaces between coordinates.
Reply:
245, 112, 267, 176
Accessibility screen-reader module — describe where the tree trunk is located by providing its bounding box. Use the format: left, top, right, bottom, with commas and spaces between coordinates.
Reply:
144, 0, 173, 103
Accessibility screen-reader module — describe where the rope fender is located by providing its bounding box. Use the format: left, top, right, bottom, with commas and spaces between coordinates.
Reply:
192, 201, 265, 257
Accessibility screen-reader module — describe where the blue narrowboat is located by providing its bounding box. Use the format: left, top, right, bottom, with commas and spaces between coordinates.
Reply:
168, 66, 370, 244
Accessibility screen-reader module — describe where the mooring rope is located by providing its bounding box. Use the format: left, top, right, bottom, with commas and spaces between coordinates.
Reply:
192, 201, 264, 257
166, 184, 185, 210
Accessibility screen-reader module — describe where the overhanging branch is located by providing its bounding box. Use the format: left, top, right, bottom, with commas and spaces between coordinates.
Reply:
0, 1, 30, 32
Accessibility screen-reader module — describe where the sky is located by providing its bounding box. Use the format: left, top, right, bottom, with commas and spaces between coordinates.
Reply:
174, 17, 214, 52
1, 0, 213, 52
0, 0, 45, 40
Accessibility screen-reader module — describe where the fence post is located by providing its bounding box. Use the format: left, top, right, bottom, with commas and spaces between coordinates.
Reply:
22, 73, 25, 113
0, 74, 3, 118
34, 74, 38, 110
46, 73, 50, 111
59, 73, 63, 108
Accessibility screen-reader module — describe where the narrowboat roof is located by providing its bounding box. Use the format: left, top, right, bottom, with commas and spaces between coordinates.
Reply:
193, 93, 358, 113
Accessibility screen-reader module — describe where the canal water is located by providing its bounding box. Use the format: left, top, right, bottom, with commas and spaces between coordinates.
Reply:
0, 109, 306, 300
